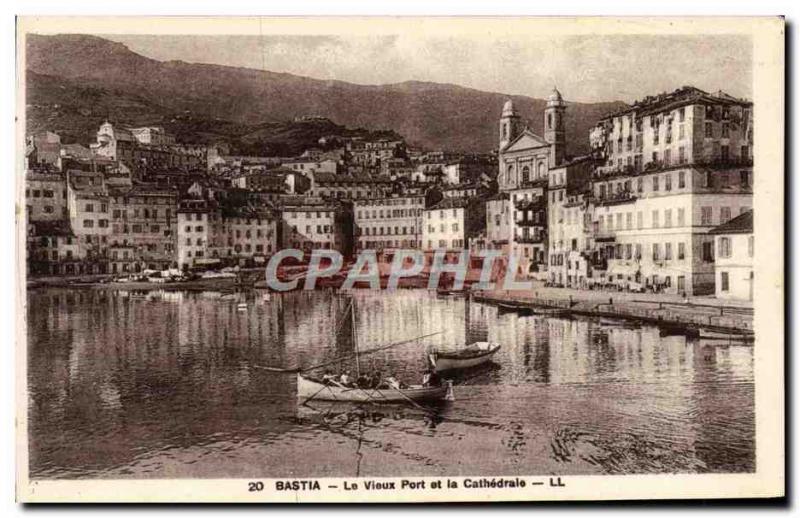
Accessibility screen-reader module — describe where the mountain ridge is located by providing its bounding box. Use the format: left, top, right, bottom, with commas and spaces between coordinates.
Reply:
25, 33, 628, 155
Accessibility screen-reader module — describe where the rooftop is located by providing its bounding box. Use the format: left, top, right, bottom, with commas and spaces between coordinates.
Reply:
709, 210, 753, 235
604, 86, 752, 120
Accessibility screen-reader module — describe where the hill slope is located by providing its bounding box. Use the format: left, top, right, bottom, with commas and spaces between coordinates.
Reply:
25, 33, 627, 154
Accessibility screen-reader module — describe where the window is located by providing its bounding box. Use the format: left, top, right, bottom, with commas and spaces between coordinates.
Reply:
721, 272, 730, 292
679, 170, 686, 188
721, 145, 730, 161
637, 211, 643, 229
635, 244, 642, 259
679, 107, 686, 122
722, 122, 730, 138
665, 242, 673, 260
652, 243, 660, 261
678, 208, 685, 226
85, 203, 94, 212
705, 122, 713, 138
664, 209, 672, 227
625, 244, 632, 260
702, 241, 714, 262
665, 174, 672, 191
665, 149, 671, 165
678, 242, 686, 260
748, 236, 754, 257
83, 219, 94, 228
740, 170, 751, 188
626, 212, 632, 230
652, 210, 659, 228
720, 207, 731, 223
637, 178, 643, 193
701, 206, 713, 225
718, 237, 731, 258
653, 176, 659, 192
678, 146, 686, 164
679, 125, 685, 140
741, 145, 749, 160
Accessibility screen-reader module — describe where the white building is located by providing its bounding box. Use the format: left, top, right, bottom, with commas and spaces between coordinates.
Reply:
353, 195, 425, 253
710, 210, 753, 301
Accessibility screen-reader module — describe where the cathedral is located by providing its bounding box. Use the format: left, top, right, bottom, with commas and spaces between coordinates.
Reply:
490, 88, 569, 277
498, 88, 567, 189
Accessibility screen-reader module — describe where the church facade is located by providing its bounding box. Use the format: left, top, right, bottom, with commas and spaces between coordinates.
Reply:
488, 89, 568, 277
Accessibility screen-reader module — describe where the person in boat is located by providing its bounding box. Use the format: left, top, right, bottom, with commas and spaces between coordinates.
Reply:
422, 369, 442, 387
356, 372, 371, 389
321, 370, 337, 386
369, 371, 383, 389
339, 370, 353, 387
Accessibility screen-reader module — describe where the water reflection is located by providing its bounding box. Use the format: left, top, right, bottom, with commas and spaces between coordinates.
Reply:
27, 288, 754, 479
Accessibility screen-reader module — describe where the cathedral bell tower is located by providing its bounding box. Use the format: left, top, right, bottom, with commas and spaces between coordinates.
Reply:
499, 99, 522, 151
544, 88, 567, 167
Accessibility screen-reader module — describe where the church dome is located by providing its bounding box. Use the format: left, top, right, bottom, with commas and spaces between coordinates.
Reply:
501, 99, 517, 117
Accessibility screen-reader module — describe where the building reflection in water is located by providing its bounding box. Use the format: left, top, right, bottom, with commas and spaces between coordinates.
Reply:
27, 288, 754, 479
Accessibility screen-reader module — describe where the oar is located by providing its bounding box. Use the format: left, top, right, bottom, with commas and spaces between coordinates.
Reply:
254, 331, 444, 373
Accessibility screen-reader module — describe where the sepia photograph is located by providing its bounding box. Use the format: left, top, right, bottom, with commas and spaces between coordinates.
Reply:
14, 16, 784, 503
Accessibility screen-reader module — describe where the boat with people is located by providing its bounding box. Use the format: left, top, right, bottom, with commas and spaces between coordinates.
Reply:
297, 373, 452, 403
429, 341, 502, 372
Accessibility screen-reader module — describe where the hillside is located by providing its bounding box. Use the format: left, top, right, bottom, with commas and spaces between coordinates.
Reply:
25, 33, 627, 155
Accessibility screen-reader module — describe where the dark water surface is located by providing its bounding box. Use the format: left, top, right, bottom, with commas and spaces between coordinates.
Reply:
27, 288, 754, 479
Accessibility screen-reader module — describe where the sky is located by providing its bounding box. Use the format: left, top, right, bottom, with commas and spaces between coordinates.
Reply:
103, 33, 753, 104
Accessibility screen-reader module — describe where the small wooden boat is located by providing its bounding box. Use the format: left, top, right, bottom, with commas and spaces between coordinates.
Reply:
297, 374, 452, 403
496, 302, 533, 315
658, 323, 700, 339
534, 307, 570, 318
430, 342, 501, 372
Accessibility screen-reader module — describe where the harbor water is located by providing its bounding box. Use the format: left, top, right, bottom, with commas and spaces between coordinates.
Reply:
26, 288, 754, 479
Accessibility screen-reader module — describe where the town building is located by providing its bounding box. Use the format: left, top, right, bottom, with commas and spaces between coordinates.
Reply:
281, 157, 339, 174
129, 126, 176, 146
305, 172, 393, 200
25, 168, 68, 222
65, 170, 112, 274
710, 210, 753, 301
107, 184, 178, 273
591, 86, 752, 176
583, 86, 754, 295
176, 191, 278, 270
353, 195, 425, 255
422, 197, 486, 254
545, 156, 597, 287
278, 197, 352, 256
26, 220, 83, 276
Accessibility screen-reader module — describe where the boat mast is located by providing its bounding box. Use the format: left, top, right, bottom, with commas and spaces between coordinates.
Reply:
352, 295, 360, 377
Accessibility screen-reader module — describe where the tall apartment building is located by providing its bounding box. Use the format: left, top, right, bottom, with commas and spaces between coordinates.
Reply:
108, 184, 178, 273
278, 197, 352, 256
353, 195, 425, 254
581, 86, 753, 295
176, 194, 278, 270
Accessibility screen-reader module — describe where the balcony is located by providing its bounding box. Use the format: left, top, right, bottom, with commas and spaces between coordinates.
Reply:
515, 234, 546, 244
593, 230, 616, 242
595, 191, 637, 207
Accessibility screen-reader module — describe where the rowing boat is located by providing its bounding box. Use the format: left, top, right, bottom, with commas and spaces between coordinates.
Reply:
430, 342, 501, 372
297, 374, 452, 403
